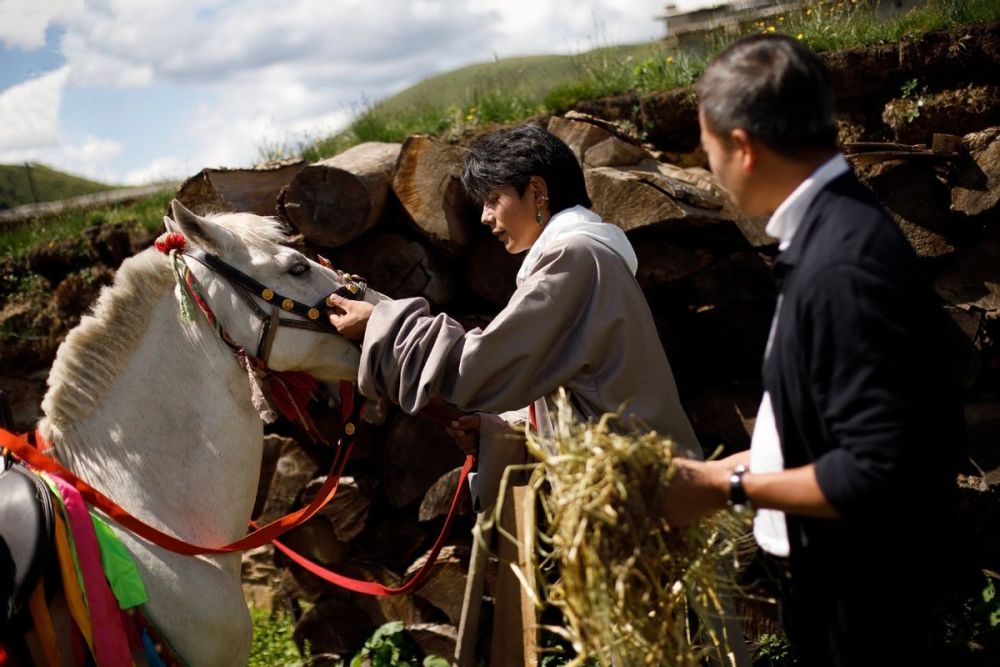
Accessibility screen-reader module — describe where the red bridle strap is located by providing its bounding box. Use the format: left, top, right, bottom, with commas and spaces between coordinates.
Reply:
261, 453, 475, 596
0, 427, 352, 556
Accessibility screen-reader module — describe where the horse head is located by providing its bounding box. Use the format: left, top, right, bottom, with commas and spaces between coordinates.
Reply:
164, 199, 374, 383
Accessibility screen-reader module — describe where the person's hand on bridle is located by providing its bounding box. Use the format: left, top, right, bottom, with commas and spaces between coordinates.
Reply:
326, 293, 374, 342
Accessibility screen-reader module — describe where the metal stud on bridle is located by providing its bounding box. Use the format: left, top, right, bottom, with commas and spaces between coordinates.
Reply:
181, 248, 368, 365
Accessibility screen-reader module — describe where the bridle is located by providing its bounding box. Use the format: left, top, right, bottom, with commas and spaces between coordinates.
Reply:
181, 247, 367, 366
163, 240, 369, 445
0, 230, 474, 602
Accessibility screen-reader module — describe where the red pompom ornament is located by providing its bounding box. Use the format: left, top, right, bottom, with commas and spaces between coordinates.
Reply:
155, 232, 187, 254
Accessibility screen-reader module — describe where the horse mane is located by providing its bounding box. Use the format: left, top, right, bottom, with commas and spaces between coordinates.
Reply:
41, 212, 289, 437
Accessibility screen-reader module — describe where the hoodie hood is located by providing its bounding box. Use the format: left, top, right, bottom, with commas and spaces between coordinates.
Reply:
516, 205, 638, 286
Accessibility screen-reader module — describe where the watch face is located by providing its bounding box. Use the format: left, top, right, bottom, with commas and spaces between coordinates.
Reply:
729, 465, 749, 509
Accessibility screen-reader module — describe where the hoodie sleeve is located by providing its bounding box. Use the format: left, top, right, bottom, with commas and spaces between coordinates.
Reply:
358, 239, 599, 415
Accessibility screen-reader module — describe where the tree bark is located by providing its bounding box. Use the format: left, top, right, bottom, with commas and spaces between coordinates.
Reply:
175, 158, 307, 216
465, 236, 523, 305
258, 438, 318, 524
633, 238, 713, 289
326, 233, 456, 305
300, 475, 371, 542
419, 466, 473, 522
584, 135, 649, 167
279, 142, 401, 247
354, 518, 429, 573
548, 112, 649, 167
405, 545, 469, 625
408, 624, 458, 662
347, 562, 431, 627
585, 166, 732, 232
293, 598, 374, 660
548, 114, 617, 164
383, 412, 466, 508
953, 126, 1000, 218
392, 135, 476, 253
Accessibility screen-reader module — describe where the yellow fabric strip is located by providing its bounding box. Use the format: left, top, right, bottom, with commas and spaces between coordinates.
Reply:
28, 581, 62, 667
53, 508, 96, 657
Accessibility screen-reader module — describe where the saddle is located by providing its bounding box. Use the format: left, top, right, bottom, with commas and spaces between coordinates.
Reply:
0, 391, 55, 630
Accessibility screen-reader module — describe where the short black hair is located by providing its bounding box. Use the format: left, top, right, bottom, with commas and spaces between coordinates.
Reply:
462, 123, 592, 214
696, 34, 837, 157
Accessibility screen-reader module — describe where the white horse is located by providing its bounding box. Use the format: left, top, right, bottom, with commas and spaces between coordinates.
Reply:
31, 200, 376, 665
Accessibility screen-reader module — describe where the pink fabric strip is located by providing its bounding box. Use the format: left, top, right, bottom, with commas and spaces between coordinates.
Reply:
48, 473, 134, 667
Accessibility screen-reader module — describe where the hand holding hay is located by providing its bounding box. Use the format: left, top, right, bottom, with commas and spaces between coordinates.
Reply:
509, 390, 751, 667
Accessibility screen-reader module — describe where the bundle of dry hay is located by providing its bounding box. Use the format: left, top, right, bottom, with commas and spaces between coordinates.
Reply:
501, 391, 752, 666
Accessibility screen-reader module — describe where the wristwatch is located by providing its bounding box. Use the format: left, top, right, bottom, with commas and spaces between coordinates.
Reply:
728, 464, 751, 513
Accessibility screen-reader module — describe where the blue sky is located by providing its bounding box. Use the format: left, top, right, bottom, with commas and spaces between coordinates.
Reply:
0, 0, 711, 186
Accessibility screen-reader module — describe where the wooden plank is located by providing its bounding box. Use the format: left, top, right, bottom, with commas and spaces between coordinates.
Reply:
455, 516, 490, 667
0, 184, 175, 226
489, 485, 537, 666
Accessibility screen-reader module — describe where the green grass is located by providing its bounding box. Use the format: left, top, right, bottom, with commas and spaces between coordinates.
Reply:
295, 0, 1000, 162
0, 163, 115, 211
0, 189, 173, 260
776, 0, 1000, 52
299, 43, 664, 162
245, 617, 451, 667
6, 1, 998, 262
247, 607, 309, 667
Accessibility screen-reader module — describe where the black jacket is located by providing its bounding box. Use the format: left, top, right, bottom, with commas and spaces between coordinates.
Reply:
762, 171, 968, 663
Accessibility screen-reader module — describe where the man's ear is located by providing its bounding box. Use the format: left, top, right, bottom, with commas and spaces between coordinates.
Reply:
730, 128, 757, 172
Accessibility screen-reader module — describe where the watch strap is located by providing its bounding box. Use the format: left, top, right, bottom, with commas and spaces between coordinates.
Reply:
728, 464, 750, 510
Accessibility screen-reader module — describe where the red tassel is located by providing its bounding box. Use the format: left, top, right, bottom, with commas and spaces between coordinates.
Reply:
154, 232, 187, 254
266, 371, 327, 444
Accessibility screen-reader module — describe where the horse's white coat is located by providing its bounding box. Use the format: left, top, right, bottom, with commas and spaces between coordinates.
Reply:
37, 202, 374, 666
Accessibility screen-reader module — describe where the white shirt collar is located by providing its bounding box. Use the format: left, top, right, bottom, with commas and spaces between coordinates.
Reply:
765, 154, 850, 251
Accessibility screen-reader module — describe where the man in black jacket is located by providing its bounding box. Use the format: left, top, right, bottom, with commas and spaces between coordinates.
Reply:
663, 34, 970, 666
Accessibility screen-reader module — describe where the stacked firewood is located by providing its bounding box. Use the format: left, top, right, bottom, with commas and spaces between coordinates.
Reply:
177, 110, 1000, 663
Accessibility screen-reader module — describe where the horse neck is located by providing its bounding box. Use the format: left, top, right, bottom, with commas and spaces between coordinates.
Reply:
45, 286, 264, 545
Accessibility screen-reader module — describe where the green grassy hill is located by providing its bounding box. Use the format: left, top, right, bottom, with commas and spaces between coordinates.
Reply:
300, 0, 1000, 162
0, 163, 115, 211
375, 42, 663, 117
302, 41, 668, 160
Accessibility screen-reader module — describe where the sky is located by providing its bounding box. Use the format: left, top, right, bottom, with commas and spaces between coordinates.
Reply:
0, 0, 713, 186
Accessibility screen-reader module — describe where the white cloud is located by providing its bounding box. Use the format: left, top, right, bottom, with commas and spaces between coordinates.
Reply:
0, 135, 123, 183
6, 0, 701, 184
0, 67, 70, 151
59, 135, 122, 165
122, 155, 190, 185
0, 0, 72, 49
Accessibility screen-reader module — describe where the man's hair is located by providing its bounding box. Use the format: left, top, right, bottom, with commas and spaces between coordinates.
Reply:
462, 123, 592, 213
696, 34, 837, 157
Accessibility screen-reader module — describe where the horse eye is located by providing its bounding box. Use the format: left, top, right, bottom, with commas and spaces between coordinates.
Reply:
288, 262, 310, 277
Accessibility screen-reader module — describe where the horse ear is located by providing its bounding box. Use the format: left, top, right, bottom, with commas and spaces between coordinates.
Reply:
167, 199, 226, 253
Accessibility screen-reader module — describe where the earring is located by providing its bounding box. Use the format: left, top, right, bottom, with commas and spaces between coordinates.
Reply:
535, 192, 547, 225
